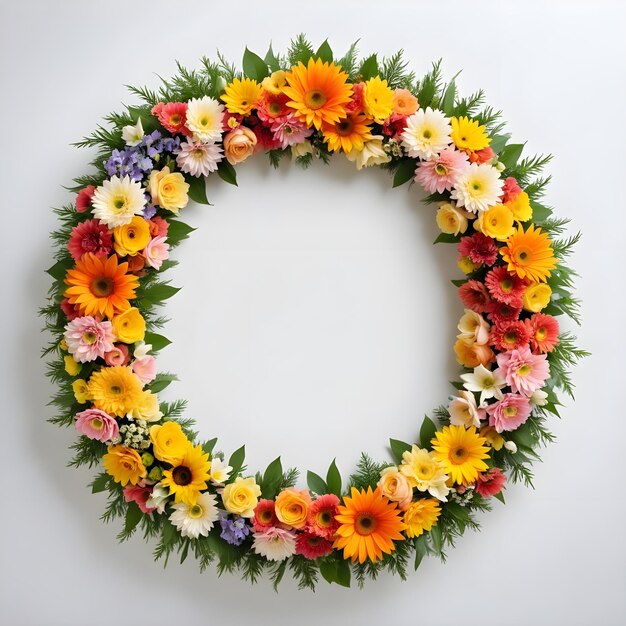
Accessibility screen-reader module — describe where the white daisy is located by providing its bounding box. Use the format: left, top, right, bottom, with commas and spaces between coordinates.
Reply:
346, 136, 391, 170
185, 96, 224, 143
175, 139, 223, 177
450, 163, 504, 213
91, 175, 146, 228
169, 492, 219, 539
401, 107, 452, 159
122, 118, 144, 146
252, 527, 297, 561
460, 364, 506, 406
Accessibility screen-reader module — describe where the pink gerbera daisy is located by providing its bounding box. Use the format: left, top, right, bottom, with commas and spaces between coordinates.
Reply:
75, 407, 119, 442
306, 493, 340, 540
64, 316, 115, 362
295, 532, 334, 560
486, 393, 532, 433
67, 219, 112, 260
415, 146, 469, 194
76, 185, 96, 213
151, 101, 192, 136
500, 177, 522, 203
458, 280, 492, 314
496, 345, 550, 397
490, 320, 530, 352
175, 139, 223, 177
484, 266, 526, 306
487, 301, 522, 326
525, 313, 560, 353
271, 114, 313, 148
458, 233, 499, 267
475, 467, 507, 498
253, 499, 279, 532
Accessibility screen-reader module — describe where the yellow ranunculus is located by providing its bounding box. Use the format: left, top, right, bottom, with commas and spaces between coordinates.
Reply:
475, 204, 515, 241
261, 70, 286, 94
436, 202, 472, 236
506, 191, 532, 222
72, 379, 90, 403
522, 282, 552, 312
363, 76, 394, 124
274, 488, 312, 529
150, 421, 190, 465
148, 166, 189, 213
64, 355, 81, 376
221, 476, 261, 518
111, 307, 145, 343
103, 445, 147, 486
128, 391, 163, 422
480, 426, 504, 451
403, 498, 441, 538
454, 338, 494, 369
458, 256, 480, 274
113, 215, 151, 257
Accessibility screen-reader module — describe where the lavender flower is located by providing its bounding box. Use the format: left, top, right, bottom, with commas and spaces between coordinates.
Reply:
218, 511, 250, 546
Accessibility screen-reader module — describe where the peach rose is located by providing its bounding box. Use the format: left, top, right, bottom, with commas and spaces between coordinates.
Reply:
223, 126, 257, 164
274, 488, 311, 529
377, 467, 413, 510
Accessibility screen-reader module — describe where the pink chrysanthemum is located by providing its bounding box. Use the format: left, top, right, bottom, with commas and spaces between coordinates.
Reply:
295, 532, 334, 560
381, 113, 408, 138
253, 499, 279, 532
469, 146, 495, 164
490, 320, 531, 352
252, 527, 297, 561
151, 101, 192, 136
415, 146, 469, 194
484, 266, 526, 306
306, 493, 340, 540
256, 91, 290, 124
496, 345, 550, 397
486, 393, 532, 433
67, 219, 112, 260
271, 114, 313, 148
475, 467, 507, 498
500, 177, 522, 203
123, 484, 156, 514
458, 233, 499, 267
64, 316, 115, 362
175, 139, 223, 177
487, 301, 522, 326
458, 280, 492, 314
75, 407, 119, 442
76, 185, 96, 213
525, 313, 560, 353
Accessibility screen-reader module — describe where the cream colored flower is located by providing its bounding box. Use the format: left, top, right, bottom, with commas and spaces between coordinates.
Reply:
345, 136, 390, 170
221, 476, 261, 518
122, 118, 144, 146
377, 466, 413, 510
148, 166, 189, 214
186, 96, 224, 143
457, 309, 490, 345
436, 202, 473, 235
91, 175, 146, 228
400, 446, 450, 502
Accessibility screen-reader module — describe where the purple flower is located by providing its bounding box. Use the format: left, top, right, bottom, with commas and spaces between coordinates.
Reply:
218, 511, 250, 546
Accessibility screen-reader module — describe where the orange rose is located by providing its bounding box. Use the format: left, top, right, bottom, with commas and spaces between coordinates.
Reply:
274, 488, 311, 529
393, 88, 419, 116
223, 127, 257, 164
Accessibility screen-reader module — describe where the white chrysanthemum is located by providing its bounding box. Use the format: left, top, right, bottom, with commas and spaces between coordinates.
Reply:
185, 96, 224, 143
450, 163, 504, 213
91, 175, 146, 228
122, 118, 144, 146
210, 457, 233, 485
461, 364, 506, 405
252, 527, 297, 561
345, 136, 391, 170
175, 139, 223, 177
169, 492, 219, 539
401, 107, 452, 159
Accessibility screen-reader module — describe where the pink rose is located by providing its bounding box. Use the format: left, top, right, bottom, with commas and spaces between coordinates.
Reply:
75, 408, 119, 442
104, 343, 130, 366
132, 355, 156, 385
223, 126, 257, 164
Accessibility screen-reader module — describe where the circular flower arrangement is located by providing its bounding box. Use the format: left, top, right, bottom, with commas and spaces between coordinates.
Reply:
43, 37, 586, 590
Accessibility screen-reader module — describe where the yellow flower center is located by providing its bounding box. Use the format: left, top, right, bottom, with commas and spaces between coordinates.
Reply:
91, 277, 114, 297
305, 90, 327, 109
536, 327, 547, 340
82, 331, 97, 344
515, 248, 531, 264
113, 195, 127, 210
109, 385, 121, 394
504, 406, 518, 417
355, 513, 377, 536
188, 504, 204, 519
500, 278, 513, 292
416, 463, 436, 480
269, 101, 282, 116
517, 364, 531, 377
335, 118, 354, 136
504, 331, 517, 344
169, 113, 182, 125
91, 418, 103, 430
316, 511, 333, 527
422, 128, 432, 139
435, 163, 448, 175
259, 509, 273, 523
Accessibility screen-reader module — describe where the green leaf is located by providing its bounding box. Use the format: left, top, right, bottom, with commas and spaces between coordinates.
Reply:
326, 459, 342, 497
260, 457, 283, 499
217, 160, 238, 186
141, 283, 180, 304
433, 233, 460, 244
489, 134, 510, 153
148, 373, 178, 393
430, 524, 443, 555
307, 470, 328, 495
264, 44, 281, 72
451, 279, 467, 288
336, 560, 351, 587
179, 540, 190, 564
228, 445, 246, 478
242, 47, 269, 81
127, 106, 160, 133
359, 54, 379, 81
418, 80, 436, 109
202, 437, 218, 455
414, 534, 429, 570
543, 401, 561, 417
419, 416, 438, 449
184, 174, 210, 205
493, 491, 506, 504
499, 143, 524, 169
315, 39, 333, 63
445, 502, 470, 532
90, 472, 110, 494
143, 332, 171, 353
441, 80, 456, 115
392, 159, 416, 187
271, 561, 287, 591
162, 520, 178, 546
124, 501, 142, 534
389, 438, 412, 464
166, 219, 195, 247
319, 559, 337, 584
530, 201, 553, 222
46, 258, 72, 282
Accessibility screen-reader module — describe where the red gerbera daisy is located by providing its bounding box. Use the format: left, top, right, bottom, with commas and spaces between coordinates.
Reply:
458, 280, 492, 313
475, 467, 507, 498
484, 266, 526, 307
256, 91, 290, 124
295, 532, 334, 560
307, 493, 340, 539
151, 101, 192, 136
458, 233, 499, 267
525, 313, 560, 353
67, 219, 113, 260
490, 320, 530, 352
487, 301, 522, 326
253, 499, 279, 532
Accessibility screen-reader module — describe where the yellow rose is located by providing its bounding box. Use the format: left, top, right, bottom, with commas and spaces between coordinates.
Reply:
103, 445, 147, 486
457, 256, 481, 274
377, 467, 413, 511
113, 215, 151, 257
221, 476, 261, 518
149, 421, 190, 465
64, 355, 81, 376
454, 338, 494, 368
274, 488, 312, 529
436, 202, 472, 235
261, 70, 286, 94
475, 204, 515, 241
223, 127, 257, 165
480, 426, 504, 451
72, 379, 90, 403
111, 307, 145, 344
148, 166, 189, 213
523, 282, 552, 312
506, 191, 532, 222
129, 391, 163, 422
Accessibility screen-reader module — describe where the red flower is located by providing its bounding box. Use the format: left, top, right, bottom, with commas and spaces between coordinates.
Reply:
149, 216, 169, 238
458, 233, 499, 267
253, 499, 279, 532
484, 266, 526, 307
469, 146, 495, 164
487, 301, 522, 326
458, 280, 492, 313
306, 493, 340, 540
382, 113, 408, 138
525, 313, 560, 353
345, 81, 365, 114
60, 298, 79, 321
123, 485, 155, 514
500, 177, 522, 203
151, 102, 192, 136
67, 219, 112, 260
249, 117, 282, 150
490, 320, 531, 352
256, 91, 290, 124
295, 532, 334, 559
475, 468, 507, 498
76, 185, 96, 213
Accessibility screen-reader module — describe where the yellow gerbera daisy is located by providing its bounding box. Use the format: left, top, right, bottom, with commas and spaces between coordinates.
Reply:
431, 425, 490, 485
500, 224, 557, 283
103, 445, 147, 486
282, 58, 352, 130
87, 366, 143, 417
322, 113, 372, 153
221, 77, 262, 116
162, 444, 211, 505
403, 498, 441, 538
451, 116, 491, 152
333, 487, 406, 564
362, 76, 394, 124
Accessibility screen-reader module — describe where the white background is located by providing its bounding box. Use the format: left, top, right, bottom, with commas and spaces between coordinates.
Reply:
1, 1, 625, 624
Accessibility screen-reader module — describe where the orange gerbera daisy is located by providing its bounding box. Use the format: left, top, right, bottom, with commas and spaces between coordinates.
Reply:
322, 113, 373, 153
500, 224, 557, 283
282, 58, 352, 130
333, 487, 406, 564
64, 253, 139, 319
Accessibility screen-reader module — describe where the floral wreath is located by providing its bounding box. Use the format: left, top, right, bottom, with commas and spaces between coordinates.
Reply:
43, 36, 586, 590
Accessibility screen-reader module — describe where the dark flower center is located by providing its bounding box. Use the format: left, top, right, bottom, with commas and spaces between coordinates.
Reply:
91, 277, 114, 297
172, 466, 192, 486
